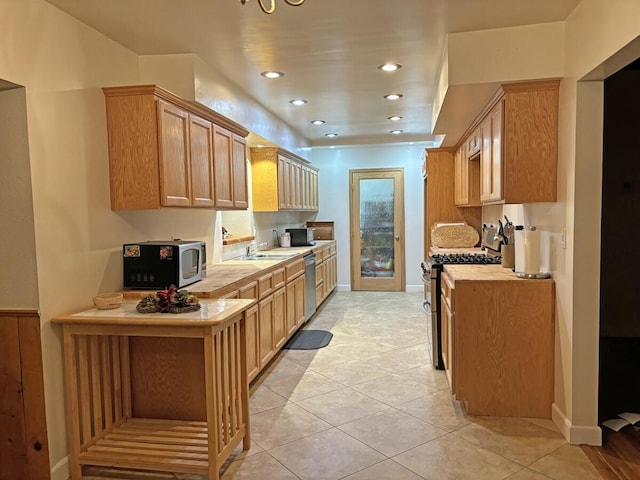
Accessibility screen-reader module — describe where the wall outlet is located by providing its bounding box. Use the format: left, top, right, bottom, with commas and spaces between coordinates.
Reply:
561, 229, 566, 249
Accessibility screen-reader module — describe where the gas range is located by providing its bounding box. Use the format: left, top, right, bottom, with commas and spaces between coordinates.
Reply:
421, 252, 501, 278
429, 252, 501, 265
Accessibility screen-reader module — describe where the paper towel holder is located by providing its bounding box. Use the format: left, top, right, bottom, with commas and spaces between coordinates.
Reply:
514, 225, 551, 279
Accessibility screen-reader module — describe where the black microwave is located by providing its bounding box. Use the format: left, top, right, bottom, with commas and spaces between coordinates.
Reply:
286, 228, 316, 246
123, 240, 206, 289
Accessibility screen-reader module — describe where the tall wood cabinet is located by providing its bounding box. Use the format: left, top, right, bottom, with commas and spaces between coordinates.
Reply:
424, 148, 482, 250
250, 147, 319, 211
103, 84, 249, 210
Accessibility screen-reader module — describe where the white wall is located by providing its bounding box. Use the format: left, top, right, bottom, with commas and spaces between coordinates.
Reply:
312, 144, 426, 291
0, 86, 39, 308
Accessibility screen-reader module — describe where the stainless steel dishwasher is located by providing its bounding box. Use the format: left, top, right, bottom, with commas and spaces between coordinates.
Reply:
303, 253, 316, 322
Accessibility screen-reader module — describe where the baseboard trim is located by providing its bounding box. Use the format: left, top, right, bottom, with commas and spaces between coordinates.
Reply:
552, 403, 602, 446
51, 456, 69, 480
405, 284, 423, 293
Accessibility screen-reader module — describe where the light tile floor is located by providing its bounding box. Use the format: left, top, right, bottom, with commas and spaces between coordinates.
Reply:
84, 291, 603, 480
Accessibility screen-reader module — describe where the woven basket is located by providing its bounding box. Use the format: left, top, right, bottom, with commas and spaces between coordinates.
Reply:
431, 223, 480, 248
93, 293, 124, 310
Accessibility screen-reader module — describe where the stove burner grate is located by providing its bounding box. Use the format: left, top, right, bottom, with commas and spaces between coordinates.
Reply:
430, 253, 501, 265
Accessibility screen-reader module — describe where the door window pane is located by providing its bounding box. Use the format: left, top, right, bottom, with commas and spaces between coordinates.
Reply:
359, 178, 395, 278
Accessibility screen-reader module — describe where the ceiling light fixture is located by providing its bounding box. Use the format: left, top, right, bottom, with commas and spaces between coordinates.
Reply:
240, 0, 305, 15
390, 129, 403, 134
384, 93, 403, 100
377, 63, 402, 72
289, 99, 308, 106
311, 120, 325, 125
388, 115, 403, 121
261, 71, 284, 78
325, 133, 338, 138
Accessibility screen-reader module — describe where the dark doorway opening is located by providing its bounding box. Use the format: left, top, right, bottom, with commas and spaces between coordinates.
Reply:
599, 57, 640, 423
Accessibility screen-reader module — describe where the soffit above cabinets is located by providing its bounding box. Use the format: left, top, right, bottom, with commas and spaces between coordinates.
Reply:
45, 0, 580, 147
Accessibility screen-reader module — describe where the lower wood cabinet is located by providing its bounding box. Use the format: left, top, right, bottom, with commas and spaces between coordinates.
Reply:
258, 294, 275, 367
314, 243, 337, 306
272, 287, 287, 350
440, 271, 455, 393
286, 274, 305, 336
193, 241, 336, 384
441, 266, 555, 418
244, 304, 260, 382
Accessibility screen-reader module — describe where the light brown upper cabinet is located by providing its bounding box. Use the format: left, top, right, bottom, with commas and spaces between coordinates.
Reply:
250, 147, 319, 212
480, 100, 504, 203
454, 142, 481, 207
103, 84, 249, 210
454, 80, 559, 205
466, 127, 481, 158
212, 125, 249, 209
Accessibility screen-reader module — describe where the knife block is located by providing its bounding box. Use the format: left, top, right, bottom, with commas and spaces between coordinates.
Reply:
501, 244, 515, 269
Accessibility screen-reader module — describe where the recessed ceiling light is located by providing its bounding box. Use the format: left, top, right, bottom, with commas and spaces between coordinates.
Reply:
377, 63, 402, 72
325, 133, 338, 138
260, 71, 284, 78
388, 115, 403, 121
290, 99, 308, 106
384, 94, 403, 100
311, 120, 325, 125
390, 129, 403, 134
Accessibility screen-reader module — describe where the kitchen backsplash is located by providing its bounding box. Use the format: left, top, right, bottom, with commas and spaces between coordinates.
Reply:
216, 210, 318, 262
253, 211, 317, 249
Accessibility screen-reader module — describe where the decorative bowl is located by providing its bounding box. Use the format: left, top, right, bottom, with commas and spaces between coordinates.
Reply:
93, 293, 124, 310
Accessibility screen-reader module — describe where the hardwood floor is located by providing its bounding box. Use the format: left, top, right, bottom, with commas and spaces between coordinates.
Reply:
582, 427, 640, 480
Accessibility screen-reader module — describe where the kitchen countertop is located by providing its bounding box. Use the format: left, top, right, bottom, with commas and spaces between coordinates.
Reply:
52, 298, 255, 327
443, 264, 553, 282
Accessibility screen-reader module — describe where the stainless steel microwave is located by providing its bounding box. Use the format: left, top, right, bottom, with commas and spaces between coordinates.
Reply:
123, 240, 206, 289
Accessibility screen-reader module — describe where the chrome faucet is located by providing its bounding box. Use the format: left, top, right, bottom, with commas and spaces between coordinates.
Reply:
247, 242, 269, 256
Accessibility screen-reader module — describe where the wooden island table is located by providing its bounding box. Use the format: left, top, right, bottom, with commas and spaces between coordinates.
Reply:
53, 298, 255, 480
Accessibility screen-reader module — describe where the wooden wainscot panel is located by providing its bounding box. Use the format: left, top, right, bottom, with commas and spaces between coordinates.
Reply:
0, 310, 50, 480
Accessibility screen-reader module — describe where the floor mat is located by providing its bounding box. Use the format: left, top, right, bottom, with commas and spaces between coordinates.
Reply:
283, 329, 333, 350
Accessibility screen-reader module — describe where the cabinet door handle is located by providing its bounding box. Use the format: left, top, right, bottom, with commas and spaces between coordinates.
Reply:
395, 235, 401, 241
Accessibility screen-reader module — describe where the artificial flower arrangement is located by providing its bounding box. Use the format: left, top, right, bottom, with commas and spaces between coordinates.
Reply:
136, 285, 200, 314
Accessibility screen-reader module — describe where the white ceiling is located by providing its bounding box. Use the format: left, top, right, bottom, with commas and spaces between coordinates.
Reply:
45, 0, 580, 147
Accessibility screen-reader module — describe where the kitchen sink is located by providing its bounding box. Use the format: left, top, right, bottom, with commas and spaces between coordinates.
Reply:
241, 253, 297, 261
